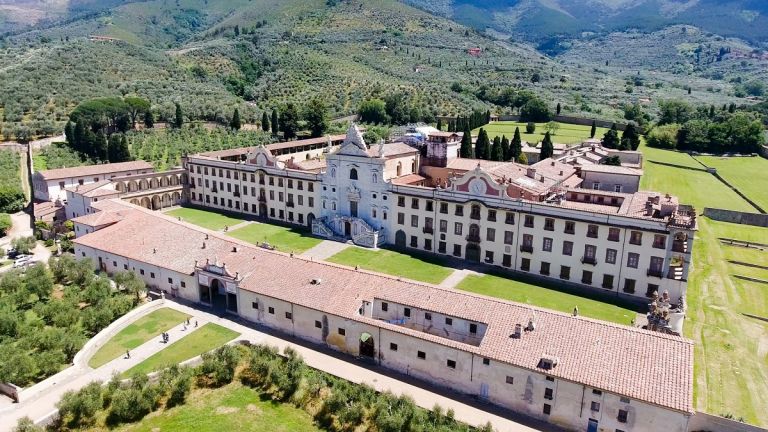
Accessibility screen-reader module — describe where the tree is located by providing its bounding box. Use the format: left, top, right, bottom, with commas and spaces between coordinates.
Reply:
602, 124, 620, 149
519, 98, 551, 122
24, 263, 53, 300
525, 122, 535, 134
64, 121, 75, 144
143, 110, 154, 129
358, 98, 388, 124
261, 112, 270, 132
491, 136, 503, 161
279, 103, 299, 140
509, 127, 522, 161
271, 109, 279, 135
556, 102, 561, 115
12, 236, 36, 255
0, 213, 11, 236
230, 108, 242, 131
473, 129, 490, 160
620, 123, 641, 150
57, 382, 103, 428
646, 124, 680, 149
517, 152, 528, 164
108, 134, 130, 163
174, 103, 184, 129
303, 98, 328, 138
459, 122, 474, 158
658, 100, 694, 125
12, 417, 44, 432
540, 132, 554, 159
500, 135, 510, 161
603, 155, 622, 166
590, 120, 597, 138
384, 93, 409, 125
95, 132, 108, 161
113, 271, 146, 303
436, 118, 443, 131
545, 121, 560, 135
124, 97, 150, 128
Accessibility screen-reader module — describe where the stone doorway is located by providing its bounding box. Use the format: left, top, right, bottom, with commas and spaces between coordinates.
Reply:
359, 333, 375, 358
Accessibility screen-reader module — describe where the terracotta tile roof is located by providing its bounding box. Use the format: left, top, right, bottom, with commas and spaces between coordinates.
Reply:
579, 165, 643, 176
367, 142, 419, 158
37, 161, 154, 181
391, 174, 427, 185
73, 202, 693, 412
200, 135, 347, 159
70, 207, 130, 228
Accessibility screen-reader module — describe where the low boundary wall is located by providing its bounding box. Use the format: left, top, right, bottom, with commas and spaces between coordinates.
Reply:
704, 208, 768, 228
689, 412, 768, 432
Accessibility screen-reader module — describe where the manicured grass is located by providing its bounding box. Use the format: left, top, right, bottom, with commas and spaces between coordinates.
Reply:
695, 155, 768, 211
326, 247, 454, 284
475, 121, 610, 145
165, 207, 246, 231
639, 142, 705, 169
122, 323, 239, 378
638, 144, 754, 212
227, 222, 322, 253
89, 308, 190, 368
456, 274, 639, 325
115, 382, 321, 432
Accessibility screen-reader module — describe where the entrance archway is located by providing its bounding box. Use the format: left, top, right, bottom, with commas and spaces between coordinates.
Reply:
359, 333, 375, 358
344, 221, 351, 237
466, 243, 481, 262
259, 202, 268, 218
395, 230, 406, 248
307, 213, 316, 228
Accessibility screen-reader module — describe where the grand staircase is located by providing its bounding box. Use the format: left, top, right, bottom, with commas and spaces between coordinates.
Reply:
312, 215, 386, 248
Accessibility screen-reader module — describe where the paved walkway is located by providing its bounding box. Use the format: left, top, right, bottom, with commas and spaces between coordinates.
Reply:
0, 300, 558, 432
222, 220, 252, 232
301, 239, 351, 260
439, 268, 478, 289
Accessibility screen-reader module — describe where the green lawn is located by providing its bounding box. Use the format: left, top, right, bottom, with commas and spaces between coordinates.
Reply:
116, 382, 321, 432
475, 121, 610, 145
638, 144, 754, 212
227, 222, 322, 253
639, 142, 705, 169
122, 323, 240, 378
456, 274, 639, 325
326, 247, 454, 284
165, 207, 246, 231
89, 308, 190, 368
695, 155, 768, 211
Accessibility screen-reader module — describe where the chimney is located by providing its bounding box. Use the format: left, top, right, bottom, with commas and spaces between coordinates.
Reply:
527, 168, 537, 179
512, 324, 522, 339
202, 242, 206, 249
551, 161, 555, 166
232, 246, 238, 252
559, 170, 563, 176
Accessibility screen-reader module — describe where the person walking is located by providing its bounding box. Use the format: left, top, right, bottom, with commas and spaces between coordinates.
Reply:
194, 320, 198, 328
126, 350, 131, 359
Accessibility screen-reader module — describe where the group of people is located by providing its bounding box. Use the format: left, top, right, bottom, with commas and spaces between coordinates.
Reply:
125, 317, 200, 359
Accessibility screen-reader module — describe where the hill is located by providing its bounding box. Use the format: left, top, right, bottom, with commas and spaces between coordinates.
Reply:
405, 0, 768, 43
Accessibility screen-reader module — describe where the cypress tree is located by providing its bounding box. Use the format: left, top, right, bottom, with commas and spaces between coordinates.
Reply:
279, 103, 299, 140
261, 112, 270, 132
174, 103, 184, 129
144, 110, 154, 129
500, 135, 510, 161
460, 122, 474, 158
230, 108, 242, 130
96, 132, 109, 161
73, 121, 87, 154
475, 128, 492, 160
540, 131, 554, 159
556, 102, 561, 115
621, 123, 640, 150
510, 127, 522, 161
436, 118, 443, 131
64, 121, 74, 144
602, 124, 620, 149
590, 120, 597, 138
271, 109, 279, 135
108, 134, 131, 162
491, 136, 503, 161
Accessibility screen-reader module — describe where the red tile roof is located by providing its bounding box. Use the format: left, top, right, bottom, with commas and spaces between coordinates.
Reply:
73, 201, 693, 412
36, 161, 154, 181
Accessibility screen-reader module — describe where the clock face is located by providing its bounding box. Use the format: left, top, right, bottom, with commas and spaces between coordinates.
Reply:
469, 179, 485, 195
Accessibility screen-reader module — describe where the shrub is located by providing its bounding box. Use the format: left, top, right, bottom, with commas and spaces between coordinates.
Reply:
0, 213, 11, 236
57, 381, 103, 428
525, 122, 535, 134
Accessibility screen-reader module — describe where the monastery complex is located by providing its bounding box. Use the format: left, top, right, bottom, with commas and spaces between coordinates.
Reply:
33, 125, 700, 432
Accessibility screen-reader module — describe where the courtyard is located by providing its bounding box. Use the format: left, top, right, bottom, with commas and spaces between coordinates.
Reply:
475, 121, 610, 145
326, 246, 455, 284
165, 207, 246, 231
227, 222, 322, 253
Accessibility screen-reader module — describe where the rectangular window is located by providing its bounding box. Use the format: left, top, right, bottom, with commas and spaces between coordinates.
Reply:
629, 231, 642, 245
487, 209, 496, 222
485, 250, 494, 263
583, 245, 597, 264
453, 244, 461, 257
252, 302, 259, 309
504, 231, 514, 245
411, 198, 419, 209
338, 328, 346, 336
582, 270, 593, 285
587, 224, 599, 238
606, 248, 617, 264
417, 351, 426, 359
483, 358, 490, 365
486, 228, 495, 242
410, 236, 418, 247
627, 253, 639, 268
268, 307, 274, 314
505, 376, 514, 384
620, 397, 630, 404
543, 404, 551, 415
602, 274, 614, 289
382, 302, 388, 312
438, 241, 446, 253
544, 218, 555, 231
546, 376, 555, 382
617, 410, 628, 423
608, 227, 621, 242
544, 388, 553, 400
646, 283, 659, 297
591, 401, 600, 412
454, 222, 463, 236
404, 308, 411, 317
454, 205, 463, 216
524, 215, 534, 228
315, 320, 322, 328
446, 359, 456, 369
426, 200, 433, 211
564, 221, 575, 234
390, 343, 398, 351
592, 389, 602, 395
440, 202, 448, 214
167, 277, 173, 284
653, 234, 666, 249
560, 266, 570, 280
397, 196, 405, 207
439, 220, 447, 233
150, 272, 155, 279
397, 213, 405, 225
445, 317, 453, 326
411, 215, 418, 227
505, 212, 515, 224
521, 258, 530, 272
181, 281, 186, 288
285, 312, 292, 320
425, 312, 432, 321
624, 279, 636, 294
562, 241, 573, 256
469, 323, 477, 334
540, 262, 550, 276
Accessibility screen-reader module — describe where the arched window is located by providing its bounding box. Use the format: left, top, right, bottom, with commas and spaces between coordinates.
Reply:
372, 172, 378, 183
332, 202, 337, 211
396, 162, 402, 177
331, 168, 336, 178
350, 168, 358, 180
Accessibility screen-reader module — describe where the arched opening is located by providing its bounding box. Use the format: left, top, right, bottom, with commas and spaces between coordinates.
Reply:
395, 230, 406, 248
307, 213, 315, 228
396, 162, 402, 177
171, 175, 180, 186
359, 332, 375, 358
344, 221, 352, 237
161, 193, 171, 208
139, 179, 149, 190
468, 223, 480, 241
116, 182, 125, 192
140, 197, 151, 209
150, 178, 160, 189
171, 191, 181, 204
349, 168, 358, 180
129, 181, 138, 192
161, 176, 170, 187
151, 195, 161, 210
130, 199, 139, 205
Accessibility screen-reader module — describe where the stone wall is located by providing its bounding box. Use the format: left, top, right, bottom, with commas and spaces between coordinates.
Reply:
688, 412, 768, 432
703, 208, 768, 228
